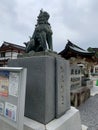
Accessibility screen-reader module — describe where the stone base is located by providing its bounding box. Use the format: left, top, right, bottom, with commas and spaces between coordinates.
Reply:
91, 86, 98, 96
0, 107, 84, 130
71, 87, 90, 107
24, 107, 82, 130
18, 50, 58, 58
8, 55, 70, 124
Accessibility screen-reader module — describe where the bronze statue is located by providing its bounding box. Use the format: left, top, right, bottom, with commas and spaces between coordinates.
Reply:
24, 10, 53, 53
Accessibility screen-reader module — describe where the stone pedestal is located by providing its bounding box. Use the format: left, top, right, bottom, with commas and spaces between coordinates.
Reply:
8, 54, 70, 124
24, 107, 82, 130
0, 107, 83, 130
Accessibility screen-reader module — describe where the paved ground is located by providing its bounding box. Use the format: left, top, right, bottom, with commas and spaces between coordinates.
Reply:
78, 93, 98, 130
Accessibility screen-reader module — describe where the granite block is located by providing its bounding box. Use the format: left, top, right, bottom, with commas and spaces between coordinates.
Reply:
8, 55, 70, 124
8, 56, 55, 124
55, 57, 70, 118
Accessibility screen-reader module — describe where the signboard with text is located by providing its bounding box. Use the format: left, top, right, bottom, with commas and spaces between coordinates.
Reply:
0, 67, 27, 130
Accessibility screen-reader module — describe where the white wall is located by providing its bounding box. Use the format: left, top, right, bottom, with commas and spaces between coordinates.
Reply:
5, 52, 11, 58
12, 52, 18, 59
4, 52, 18, 59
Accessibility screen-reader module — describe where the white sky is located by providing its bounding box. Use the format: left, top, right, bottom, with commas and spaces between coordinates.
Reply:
0, 0, 98, 52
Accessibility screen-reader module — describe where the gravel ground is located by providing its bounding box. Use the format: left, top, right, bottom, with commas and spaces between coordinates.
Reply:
78, 94, 98, 130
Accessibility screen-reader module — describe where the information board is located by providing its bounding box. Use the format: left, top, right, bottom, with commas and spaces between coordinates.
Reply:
0, 67, 27, 130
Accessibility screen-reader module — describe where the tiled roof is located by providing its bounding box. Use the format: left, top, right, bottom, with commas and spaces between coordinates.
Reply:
0, 41, 25, 51
59, 40, 95, 59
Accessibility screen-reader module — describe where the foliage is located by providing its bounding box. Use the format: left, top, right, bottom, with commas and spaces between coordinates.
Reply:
96, 52, 98, 57
87, 47, 94, 52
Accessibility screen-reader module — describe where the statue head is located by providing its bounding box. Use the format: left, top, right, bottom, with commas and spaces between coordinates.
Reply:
37, 9, 50, 24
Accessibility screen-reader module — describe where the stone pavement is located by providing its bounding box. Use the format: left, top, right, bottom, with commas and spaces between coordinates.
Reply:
78, 86, 98, 130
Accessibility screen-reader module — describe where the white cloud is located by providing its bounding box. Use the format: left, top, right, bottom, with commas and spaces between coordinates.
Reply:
0, 0, 98, 51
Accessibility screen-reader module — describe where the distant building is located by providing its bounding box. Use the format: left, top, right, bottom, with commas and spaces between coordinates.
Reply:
59, 40, 96, 83
59, 40, 95, 75
0, 41, 25, 66
59, 40, 95, 61
87, 47, 98, 77
59, 40, 95, 107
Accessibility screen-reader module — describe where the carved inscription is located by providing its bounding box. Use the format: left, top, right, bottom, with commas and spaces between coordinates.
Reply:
55, 59, 66, 118
60, 66, 65, 105
55, 58, 70, 118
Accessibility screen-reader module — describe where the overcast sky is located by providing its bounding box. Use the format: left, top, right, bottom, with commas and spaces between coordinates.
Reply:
0, 0, 98, 52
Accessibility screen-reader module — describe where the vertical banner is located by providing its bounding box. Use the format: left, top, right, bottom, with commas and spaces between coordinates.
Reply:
0, 71, 9, 97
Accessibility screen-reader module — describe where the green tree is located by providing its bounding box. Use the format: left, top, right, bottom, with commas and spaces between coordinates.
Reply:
96, 52, 98, 57
87, 47, 94, 52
